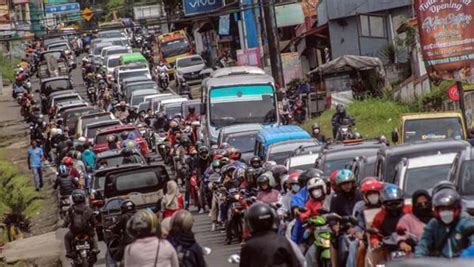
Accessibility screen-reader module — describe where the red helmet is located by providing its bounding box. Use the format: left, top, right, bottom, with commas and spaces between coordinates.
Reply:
288, 170, 302, 184
329, 170, 339, 190
360, 177, 383, 194
63, 156, 73, 166
228, 147, 241, 160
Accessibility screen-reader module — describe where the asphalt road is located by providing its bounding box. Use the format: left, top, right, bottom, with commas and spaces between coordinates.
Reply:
55, 62, 240, 266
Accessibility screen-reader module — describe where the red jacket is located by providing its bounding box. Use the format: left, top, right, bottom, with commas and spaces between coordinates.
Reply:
299, 198, 323, 222
370, 205, 412, 246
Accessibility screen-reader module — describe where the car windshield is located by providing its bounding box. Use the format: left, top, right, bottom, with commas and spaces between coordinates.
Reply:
86, 123, 120, 138
127, 83, 158, 92
132, 95, 151, 106
96, 129, 140, 144
55, 96, 80, 105
49, 44, 69, 51
65, 109, 96, 128
81, 115, 111, 129
164, 105, 182, 116
404, 118, 464, 143
108, 58, 121, 68
289, 163, 314, 172
225, 134, 256, 153
324, 158, 352, 173
404, 164, 451, 195
119, 71, 149, 83
99, 32, 123, 38
112, 40, 126, 46
44, 52, 62, 60
460, 160, 474, 195
95, 175, 106, 191
209, 85, 276, 128
107, 49, 128, 56
44, 80, 71, 91
177, 57, 203, 68
94, 45, 110, 55
161, 38, 190, 58
100, 154, 144, 168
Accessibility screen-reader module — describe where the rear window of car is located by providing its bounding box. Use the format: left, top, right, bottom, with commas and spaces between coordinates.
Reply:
86, 122, 121, 138
54, 95, 80, 105
43, 80, 71, 91
116, 171, 158, 191
96, 129, 140, 144
98, 154, 144, 168
81, 115, 112, 128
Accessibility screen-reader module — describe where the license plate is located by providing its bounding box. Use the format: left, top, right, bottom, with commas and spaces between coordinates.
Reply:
76, 243, 90, 250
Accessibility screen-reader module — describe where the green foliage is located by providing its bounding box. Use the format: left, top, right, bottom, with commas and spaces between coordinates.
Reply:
0, 52, 18, 82
417, 80, 453, 111
304, 98, 418, 141
378, 43, 400, 64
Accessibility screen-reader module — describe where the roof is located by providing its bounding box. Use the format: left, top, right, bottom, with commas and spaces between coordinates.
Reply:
86, 119, 121, 128
401, 112, 464, 120
80, 112, 113, 119
380, 140, 470, 156
41, 76, 70, 82
221, 123, 263, 135
132, 89, 160, 96
204, 73, 275, 88
325, 147, 380, 161
211, 66, 266, 78
97, 148, 141, 158
326, 139, 386, 152
308, 55, 385, 76
258, 125, 311, 145
406, 153, 457, 169
325, 0, 411, 20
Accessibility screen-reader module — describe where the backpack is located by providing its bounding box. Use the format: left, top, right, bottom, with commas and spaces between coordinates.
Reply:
69, 206, 90, 234
175, 244, 199, 267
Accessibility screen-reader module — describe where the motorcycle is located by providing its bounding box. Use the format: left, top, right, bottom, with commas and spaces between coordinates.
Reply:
158, 70, 169, 90
293, 99, 306, 124
336, 123, 354, 141
225, 188, 249, 245
178, 78, 192, 99
138, 125, 156, 152
156, 131, 170, 163
365, 228, 415, 267
87, 86, 96, 104
70, 234, 97, 267
59, 195, 71, 219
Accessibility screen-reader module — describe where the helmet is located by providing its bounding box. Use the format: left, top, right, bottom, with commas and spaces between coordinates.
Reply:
59, 164, 68, 177
335, 169, 356, 186
63, 156, 73, 166
182, 125, 192, 135
221, 164, 236, 176
299, 168, 324, 187
271, 165, 288, 180
126, 209, 160, 239
72, 189, 86, 204
169, 119, 179, 129
78, 136, 86, 143
336, 104, 345, 114
188, 106, 196, 113
211, 160, 221, 171
307, 177, 327, 195
360, 177, 383, 194
180, 134, 191, 146
312, 123, 320, 130
329, 170, 339, 190
220, 142, 230, 149
170, 210, 194, 233
107, 134, 116, 143
228, 147, 241, 160
121, 147, 133, 157
195, 140, 203, 150
432, 181, 457, 197
250, 156, 262, 168
219, 157, 230, 166
233, 168, 246, 181
121, 200, 136, 214
50, 128, 59, 136
127, 132, 137, 140
433, 188, 461, 210
124, 140, 137, 148
381, 184, 403, 203
246, 203, 276, 233
257, 173, 270, 187
120, 131, 130, 140
288, 170, 302, 184
198, 146, 209, 160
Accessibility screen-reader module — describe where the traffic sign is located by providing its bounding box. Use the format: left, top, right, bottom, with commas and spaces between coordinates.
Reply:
448, 83, 460, 102
82, 7, 94, 21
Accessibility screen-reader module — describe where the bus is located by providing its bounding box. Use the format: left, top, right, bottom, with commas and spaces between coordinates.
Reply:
157, 30, 193, 67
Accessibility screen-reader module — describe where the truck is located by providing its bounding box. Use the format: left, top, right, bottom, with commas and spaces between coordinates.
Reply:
157, 30, 193, 68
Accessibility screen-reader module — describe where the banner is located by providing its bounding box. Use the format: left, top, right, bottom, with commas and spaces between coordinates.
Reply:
183, 0, 223, 16
237, 48, 261, 67
415, 0, 474, 82
218, 14, 230, 35
281, 52, 303, 84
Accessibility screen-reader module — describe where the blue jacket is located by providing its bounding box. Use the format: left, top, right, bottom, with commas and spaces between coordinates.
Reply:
290, 186, 309, 244
415, 216, 474, 258
81, 149, 96, 169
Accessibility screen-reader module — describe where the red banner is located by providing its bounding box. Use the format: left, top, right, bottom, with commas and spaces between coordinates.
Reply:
415, 0, 474, 82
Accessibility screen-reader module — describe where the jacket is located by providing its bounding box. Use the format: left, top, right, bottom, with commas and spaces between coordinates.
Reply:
124, 237, 179, 267
352, 200, 381, 233
54, 175, 76, 196
299, 198, 323, 222
290, 187, 309, 244
81, 149, 96, 169
240, 231, 301, 267
396, 213, 426, 242
415, 216, 474, 258
168, 232, 206, 267
162, 180, 184, 218
370, 205, 411, 246
64, 203, 96, 234
256, 189, 281, 204
329, 191, 362, 217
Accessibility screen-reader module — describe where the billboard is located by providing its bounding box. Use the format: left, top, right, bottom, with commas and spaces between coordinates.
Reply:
134, 5, 162, 20
183, 0, 223, 16
415, 0, 474, 82
281, 52, 303, 84
275, 3, 305, 28
0, 3, 9, 24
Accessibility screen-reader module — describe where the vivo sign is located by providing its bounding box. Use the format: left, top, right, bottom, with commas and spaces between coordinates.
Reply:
183, 0, 224, 16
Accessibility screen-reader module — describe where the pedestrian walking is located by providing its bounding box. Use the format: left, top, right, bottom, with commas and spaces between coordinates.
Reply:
27, 140, 45, 191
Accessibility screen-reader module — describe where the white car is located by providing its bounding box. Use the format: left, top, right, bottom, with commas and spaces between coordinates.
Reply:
99, 46, 131, 67
393, 153, 457, 197
105, 54, 125, 84
285, 153, 320, 172
130, 89, 161, 108
175, 55, 206, 86
115, 64, 152, 93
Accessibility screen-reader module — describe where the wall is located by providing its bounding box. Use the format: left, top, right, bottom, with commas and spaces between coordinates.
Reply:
393, 75, 431, 103
328, 17, 360, 58
325, 0, 412, 20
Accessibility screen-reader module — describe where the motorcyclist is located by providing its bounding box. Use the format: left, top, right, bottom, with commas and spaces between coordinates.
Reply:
107, 134, 119, 150
330, 169, 361, 217
256, 172, 281, 204
63, 190, 99, 259
115, 101, 130, 122
161, 180, 184, 219
81, 143, 96, 170
184, 106, 200, 122
63, 156, 80, 180
195, 146, 211, 213
54, 165, 78, 196
167, 210, 207, 267
298, 177, 327, 222
396, 189, 433, 254
108, 200, 136, 262
352, 177, 383, 233
369, 184, 410, 247
121, 148, 138, 164
278, 171, 302, 218
331, 104, 355, 139
240, 203, 301, 267
311, 123, 326, 143
415, 184, 474, 258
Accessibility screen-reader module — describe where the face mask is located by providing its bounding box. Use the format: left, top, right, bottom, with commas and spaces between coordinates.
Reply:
439, 210, 455, 224
291, 184, 300, 193
311, 189, 323, 199
367, 193, 380, 205
313, 129, 320, 135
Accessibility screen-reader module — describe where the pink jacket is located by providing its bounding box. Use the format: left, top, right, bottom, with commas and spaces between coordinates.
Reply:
124, 237, 179, 267
396, 213, 426, 242
256, 189, 281, 204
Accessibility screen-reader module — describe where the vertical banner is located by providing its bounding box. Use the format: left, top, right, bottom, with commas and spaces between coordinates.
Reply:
237, 48, 261, 67
219, 14, 230, 35
281, 52, 303, 84
415, 0, 474, 82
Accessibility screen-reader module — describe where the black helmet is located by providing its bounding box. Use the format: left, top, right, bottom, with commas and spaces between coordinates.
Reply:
188, 106, 195, 113
433, 188, 461, 209
250, 156, 262, 168
299, 168, 324, 187
246, 203, 276, 233
180, 134, 191, 146
198, 146, 209, 160
195, 140, 203, 150
221, 164, 236, 176
67, 140, 74, 148
432, 181, 457, 197
72, 189, 86, 204
120, 131, 130, 140
126, 209, 160, 239
121, 200, 136, 214
336, 104, 345, 114
257, 173, 270, 186
121, 147, 133, 157
170, 209, 194, 233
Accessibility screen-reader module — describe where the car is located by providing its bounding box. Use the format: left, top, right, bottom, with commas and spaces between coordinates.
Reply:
114, 63, 151, 93
75, 112, 116, 138
393, 153, 457, 197
37, 50, 71, 79
97, 30, 126, 39
217, 123, 263, 162
175, 55, 206, 86
104, 54, 123, 83
46, 41, 75, 65
151, 94, 181, 113
96, 148, 147, 170
267, 139, 321, 165
130, 89, 161, 108
39, 76, 73, 113
50, 93, 82, 109
449, 146, 474, 216
100, 46, 130, 62
54, 101, 89, 117
83, 119, 122, 144
286, 153, 320, 172
376, 140, 470, 183
91, 42, 113, 65
94, 125, 149, 156
349, 155, 378, 181
182, 99, 202, 117
59, 106, 100, 133
316, 140, 387, 175
158, 98, 188, 114
122, 80, 160, 101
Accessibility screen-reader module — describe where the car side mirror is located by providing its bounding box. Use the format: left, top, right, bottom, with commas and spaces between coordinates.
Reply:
391, 128, 399, 143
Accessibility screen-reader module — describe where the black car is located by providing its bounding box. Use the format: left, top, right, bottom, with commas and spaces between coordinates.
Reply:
59, 106, 99, 133
39, 76, 73, 114
376, 140, 470, 183
349, 155, 378, 181
449, 146, 474, 215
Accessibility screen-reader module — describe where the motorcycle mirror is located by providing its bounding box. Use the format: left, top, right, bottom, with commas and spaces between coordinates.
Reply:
202, 247, 212, 255
228, 254, 240, 264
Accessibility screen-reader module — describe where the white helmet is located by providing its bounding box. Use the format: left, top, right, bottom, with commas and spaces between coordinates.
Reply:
78, 136, 86, 143
307, 177, 327, 195
50, 128, 59, 136
82, 57, 89, 63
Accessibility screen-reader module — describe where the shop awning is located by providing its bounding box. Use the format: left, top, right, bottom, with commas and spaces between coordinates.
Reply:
308, 55, 385, 76
281, 24, 328, 52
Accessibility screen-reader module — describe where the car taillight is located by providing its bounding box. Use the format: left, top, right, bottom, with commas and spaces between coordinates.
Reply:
91, 199, 104, 207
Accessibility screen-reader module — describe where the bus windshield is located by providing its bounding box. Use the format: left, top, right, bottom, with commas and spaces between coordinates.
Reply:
161, 39, 190, 58
404, 117, 464, 143
209, 85, 277, 128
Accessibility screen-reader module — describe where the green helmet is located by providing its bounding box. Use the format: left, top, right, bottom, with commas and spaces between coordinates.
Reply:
211, 160, 221, 170
335, 169, 356, 186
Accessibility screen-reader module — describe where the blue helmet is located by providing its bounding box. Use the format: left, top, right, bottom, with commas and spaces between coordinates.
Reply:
335, 169, 356, 186
59, 164, 68, 177
381, 184, 403, 203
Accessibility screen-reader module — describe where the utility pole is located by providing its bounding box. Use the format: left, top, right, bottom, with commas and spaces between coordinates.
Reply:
262, 0, 284, 88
